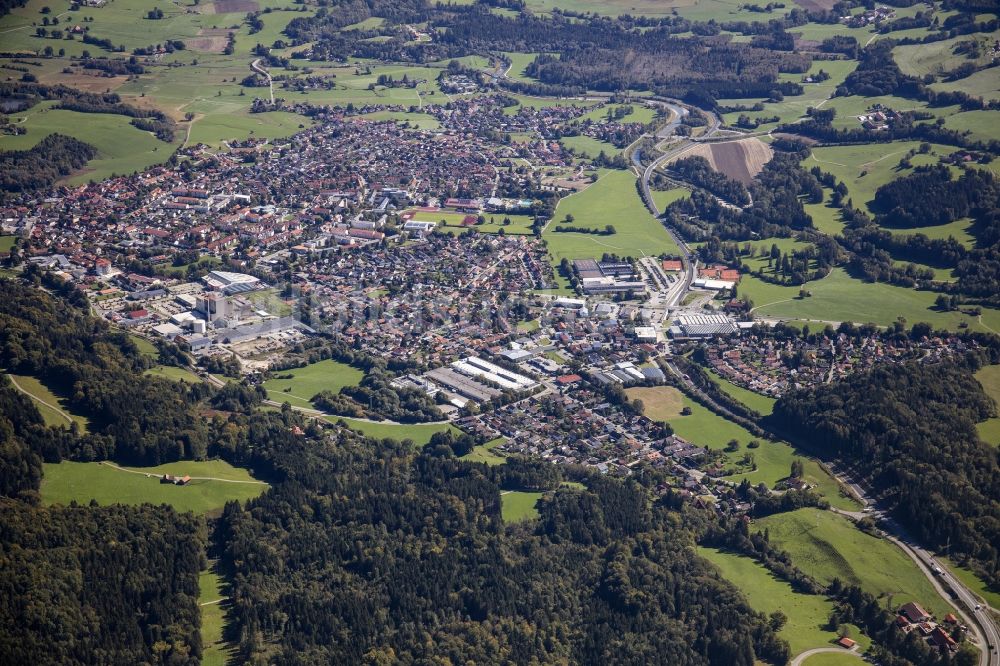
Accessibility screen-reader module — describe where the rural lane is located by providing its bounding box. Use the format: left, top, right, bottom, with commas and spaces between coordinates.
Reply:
789, 646, 862, 666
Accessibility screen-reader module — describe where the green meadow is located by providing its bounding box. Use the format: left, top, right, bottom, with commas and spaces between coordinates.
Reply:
145, 364, 202, 384
0, 101, 178, 183
705, 369, 776, 415
667, 396, 855, 509
262, 358, 365, 409
943, 559, 1000, 611
651, 187, 689, 212
802, 653, 867, 666
698, 546, 841, 657
974, 364, 1000, 446
6, 373, 91, 431
742, 267, 1000, 333
361, 110, 442, 130
324, 415, 460, 447
542, 169, 680, 289
0, 236, 17, 253
41, 460, 268, 514
758, 508, 956, 618
199, 567, 231, 666
560, 134, 621, 158
502, 51, 545, 83
460, 437, 508, 465
501, 490, 543, 522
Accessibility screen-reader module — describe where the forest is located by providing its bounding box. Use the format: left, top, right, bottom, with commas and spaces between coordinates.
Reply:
0, 278, 211, 464
0, 134, 96, 194
217, 410, 790, 665
770, 361, 1000, 589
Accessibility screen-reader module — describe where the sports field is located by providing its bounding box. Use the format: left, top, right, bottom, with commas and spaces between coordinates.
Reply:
262, 359, 365, 409
6, 373, 90, 431
698, 546, 841, 657
543, 169, 680, 288
501, 490, 543, 522
41, 460, 268, 514
758, 508, 957, 618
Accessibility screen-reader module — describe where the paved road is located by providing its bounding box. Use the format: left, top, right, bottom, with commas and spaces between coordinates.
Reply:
830, 467, 999, 666
789, 646, 862, 666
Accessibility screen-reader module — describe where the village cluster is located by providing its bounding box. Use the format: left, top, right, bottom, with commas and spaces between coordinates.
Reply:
0, 99, 983, 502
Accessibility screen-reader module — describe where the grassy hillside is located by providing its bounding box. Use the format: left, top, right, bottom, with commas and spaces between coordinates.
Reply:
41, 460, 268, 514
757, 508, 956, 618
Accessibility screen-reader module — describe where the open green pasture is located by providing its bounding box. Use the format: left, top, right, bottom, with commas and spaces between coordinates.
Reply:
757, 508, 957, 618
560, 134, 621, 158
6, 372, 91, 431
460, 437, 507, 465
360, 110, 441, 130
525, 0, 790, 20
742, 267, 1000, 332
705, 369, 776, 415
262, 358, 365, 408
720, 60, 857, 131
41, 459, 268, 514
943, 559, 1000, 611
942, 110, 1000, 143
698, 546, 841, 657
801, 653, 867, 666
652, 187, 689, 211
576, 103, 657, 125
668, 396, 855, 508
502, 51, 545, 83
804, 142, 995, 231
974, 364, 1000, 446
542, 169, 680, 288
436, 213, 537, 236
501, 490, 543, 522
0, 100, 178, 183
199, 566, 231, 666
894, 33, 1000, 79
144, 364, 202, 384
930, 66, 1000, 101
324, 415, 460, 447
